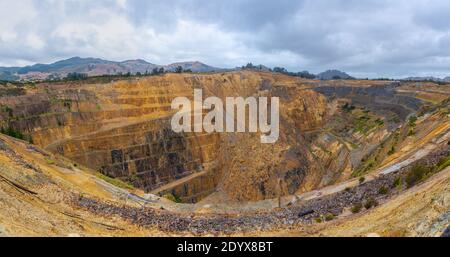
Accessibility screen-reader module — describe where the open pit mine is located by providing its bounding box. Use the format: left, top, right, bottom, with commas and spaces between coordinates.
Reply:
0, 70, 449, 236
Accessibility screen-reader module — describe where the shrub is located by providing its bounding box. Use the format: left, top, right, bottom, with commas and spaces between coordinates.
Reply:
364, 197, 378, 209
94, 172, 134, 190
405, 164, 431, 188
1, 126, 25, 140
436, 153, 450, 171
392, 177, 402, 189
65, 72, 88, 81
408, 115, 417, 126
378, 186, 389, 195
341, 103, 355, 112
387, 146, 395, 155
359, 176, 366, 184
0, 126, 33, 143
351, 203, 363, 213
315, 217, 323, 223
162, 193, 182, 203
324, 213, 335, 221
45, 158, 55, 165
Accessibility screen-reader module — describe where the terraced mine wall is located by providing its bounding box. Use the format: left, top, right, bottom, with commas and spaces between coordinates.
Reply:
0, 77, 223, 196
53, 118, 221, 192
1, 72, 366, 202
312, 82, 423, 120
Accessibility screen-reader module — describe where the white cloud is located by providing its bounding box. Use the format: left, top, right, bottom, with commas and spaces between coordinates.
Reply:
0, 0, 450, 78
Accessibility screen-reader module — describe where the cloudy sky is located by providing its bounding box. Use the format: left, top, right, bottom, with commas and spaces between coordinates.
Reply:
1, 0, 449, 78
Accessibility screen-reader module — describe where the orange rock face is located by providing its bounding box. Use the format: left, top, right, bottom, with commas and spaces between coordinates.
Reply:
2, 71, 445, 202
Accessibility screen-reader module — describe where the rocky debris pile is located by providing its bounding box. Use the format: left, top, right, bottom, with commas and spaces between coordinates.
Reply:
73, 146, 449, 235
75, 196, 297, 235
0, 137, 42, 173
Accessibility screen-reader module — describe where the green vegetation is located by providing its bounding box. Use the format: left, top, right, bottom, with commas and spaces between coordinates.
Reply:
408, 115, 417, 126
436, 153, 450, 171
65, 72, 88, 81
0, 86, 26, 97
351, 203, 363, 213
45, 158, 55, 165
314, 217, 323, 223
341, 103, 355, 112
162, 192, 182, 203
378, 186, 389, 195
405, 164, 432, 188
359, 176, 366, 184
354, 128, 403, 177
1, 104, 13, 118
151, 67, 165, 75
0, 126, 32, 143
94, 172, 135, 190
63, 100, 72, 110
393, 177, 402, 189
403, 153, 450, 189
375, 118, 384, 126
347, 109, 385, 135
387, 146, 395, 155
407, 115, 417, 136
175, 66, 183, 73
324, 213, 335, 221
364, 197, 378, 209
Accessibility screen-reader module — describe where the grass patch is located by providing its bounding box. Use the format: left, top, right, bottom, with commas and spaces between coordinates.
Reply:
351, 203, 363, 213
378, 186, 389, 195
162, 192, 182, 203
364, 197, 378, 209
1, 104, 13, 118
387, 146, 395, 155
341, 103, 355, 112
94, 172, 135, 190
324, 213, 335, 221
0, 126, 33, 143
408, 115, 417, 127
405, 164, 432, 188
403, 154, 450, 189
359, 176, 366, 184
436, 153, 450, 171
393, 177, 402, 190
44, 158, 55, 165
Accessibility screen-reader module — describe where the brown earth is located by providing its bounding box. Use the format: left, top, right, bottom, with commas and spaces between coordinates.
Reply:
0, 71, 449, 236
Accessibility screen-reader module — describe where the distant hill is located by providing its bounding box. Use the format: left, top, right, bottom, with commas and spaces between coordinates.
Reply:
0, 57, 221, 81
164, 61, 219, 73
317, 69, 353, 80
403, 76, 450, 83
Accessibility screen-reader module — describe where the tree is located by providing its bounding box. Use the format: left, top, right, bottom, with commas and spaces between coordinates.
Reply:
175, 66, 183, 73
65, 72, 88, 81
245, 63, 255, 69
273, 67, 288, 73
